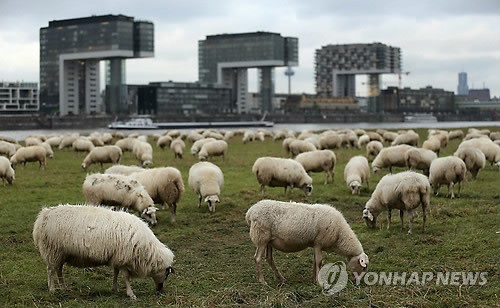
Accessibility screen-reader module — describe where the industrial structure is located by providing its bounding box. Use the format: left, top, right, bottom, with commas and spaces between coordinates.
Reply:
198, 32, 298, 113
0, 82, 39, 112
39, 14, 154, 115
315, 43, 401, 97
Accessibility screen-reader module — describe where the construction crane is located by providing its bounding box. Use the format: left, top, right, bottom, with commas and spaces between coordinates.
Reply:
398, 71, 410, 89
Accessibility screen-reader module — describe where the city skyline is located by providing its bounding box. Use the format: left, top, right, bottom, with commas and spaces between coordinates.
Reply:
0, 0, 499, 97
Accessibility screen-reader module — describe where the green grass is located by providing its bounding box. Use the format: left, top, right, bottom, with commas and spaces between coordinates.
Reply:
1, 127, 499, 307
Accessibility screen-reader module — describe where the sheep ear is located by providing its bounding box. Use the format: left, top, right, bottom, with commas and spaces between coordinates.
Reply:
362, 209, 373, 221
358, 253, 369, 268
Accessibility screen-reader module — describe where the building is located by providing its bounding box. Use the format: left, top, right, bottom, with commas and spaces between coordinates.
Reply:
379, 86, 454, 114
0, 82, 39, 112
40, 14, 154, 115
468, 88, 490, 101
315, 43, 401, 97
284, 94, 358, 114
457, 72, 469, 96
129, 81, 233, 115
198, 32, 298, 114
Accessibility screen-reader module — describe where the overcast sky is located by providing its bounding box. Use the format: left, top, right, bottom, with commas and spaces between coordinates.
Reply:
1, 0, 499, 97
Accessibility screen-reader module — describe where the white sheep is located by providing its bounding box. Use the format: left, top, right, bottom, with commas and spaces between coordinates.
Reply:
242, 130, 256, 144
0, 140, 17, 157
45, 136, 62, 147
33, 204, 174, 299
58, 134, 80, 150
319, 132, 342, 149
40, 142, 54, 159
10, 145, 47, 169
366, 141, 383, 160
363, 171, 430, 234
81, 145, 123, 170
489, 131, 500, 141
0, 156, 15, 185
252, 157, 313, 195
288, 139, 317, 157
187, 131, 204, 142
357, 134, 370, 148
404, 148, 438, 176
223, 130, 235, 141
190, 138, 215, 156
295, 150, 336, 184
170, 138, 185, 159
25, 136, 43, 146
344, 155, 370, 194
382, 131, 399, 143
458, 138, 500, 166
115, 137, 139, 152
429, 156, 467, 198
188, 162, 224, 212
129, 167, 185, 223
371, 144, 414, 174
82, 173, 158, 225
448, 129, 464, 140
198, 140, 228, 161
453, 147, 486, 179
104, 164, 145, 176
246, 199, 369, 284
72, 137, 95, 153
304, 135, 321, 149
132, 141, 153, 167
391, 130, 419, 146
282, 137, 296, 156
156, 135, 173, 149
422, 137, 441, 156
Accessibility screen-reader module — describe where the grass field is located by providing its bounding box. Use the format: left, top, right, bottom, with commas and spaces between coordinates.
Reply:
0, 127, 499, 307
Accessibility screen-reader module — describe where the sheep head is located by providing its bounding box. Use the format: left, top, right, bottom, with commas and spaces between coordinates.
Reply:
348, 253, 369, 275
349, 180, 361, 195
205, 195, 220, 212
153, 266, 175, 294
362, 208, 377, 229
141, 206, 158, 226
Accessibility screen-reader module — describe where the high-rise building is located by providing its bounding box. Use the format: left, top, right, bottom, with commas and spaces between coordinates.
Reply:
0, 82, 39, 112
457, 72, 469, 96
315, 43, 401, 97
198, 32, 298, 114
40, 14, 154, 115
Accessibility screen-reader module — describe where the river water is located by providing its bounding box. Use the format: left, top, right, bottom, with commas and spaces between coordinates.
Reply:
1, 121, 500, 141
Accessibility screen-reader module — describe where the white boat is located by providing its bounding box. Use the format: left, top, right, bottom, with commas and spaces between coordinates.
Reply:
404, 113, 438, 123
108, 117, 274, 130
108, 117, 159, 129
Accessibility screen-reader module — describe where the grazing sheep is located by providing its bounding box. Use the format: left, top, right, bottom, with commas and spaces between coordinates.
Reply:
0, 140, 17, 157
357, 134, 370, 148
429, 156, 467, 198
371, 144, 414, 174
252, 157, 313, 195
33, 205, 174, 299
40, 142, 54, 159
190, 138, 215, 156
339, 130, 359, 148
132, 141, 153, 167
295, 150, 336, 184
319, 132, 342, 149
58, 134, 80, 150
129, 167, 185, 223
448, 129, 464, 140
72, 137, 95, 153
166, 130, 181, 139
104, 164, 145, 176
25, 136, 43, 146
344, 155, 370, 194
0, 135, 18, 144
354, 128, 367, 136
304, 135, 321, 149
282, 137, 296, 156
0, 156, 15, 185
489, 131, 500, 141
382, 131, 399, 143
297, 130, 314, 140
422, 137, 441, 156
288, 139, 317, 157
156, 135, 173, 149
10, 145, 47, 168
188, 162, 224, 212
242, 130, 256, 144
391, 130, 419, 146
115, 137, 139, 152
366, 141, 383, 160
404, 148, 438, 176
366, 132, 384, 143
458, 138, 500, 166
203, 131, 224, 140
187, 131, 204, 142
454, 147, 486, 179
170, 138, 185, 159
45, 136, 62, 147
362, 171, 430, 234
88, 135, 105, 146
246, 200, 369, 284
81, 145, 123, 170
223, 131, 235, 141
428, 130, 449, 149
198, 140, 228, 161
82, 173, 158, 226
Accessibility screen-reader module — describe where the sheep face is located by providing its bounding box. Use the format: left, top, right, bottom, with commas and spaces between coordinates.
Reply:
302, 183, 313, 196
7, 174, 14, 184
348, 253, 369, 275
81, 163, 87, 170
142, 160, 153, 167
349, 181, 361, 195
362, 208, 377, 228
152, 266, 175, 294
141, 207, 158, 226
204, 195, 220, 212
372, 166, 380, 174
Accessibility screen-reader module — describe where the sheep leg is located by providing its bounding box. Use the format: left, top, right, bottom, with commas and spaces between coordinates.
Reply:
422, 205, 427, 233
448, 183, 455, 199
400, 210, 404, 231
387, 209, 392, 230
198, 195, 202, 208
254, 246, 267, 285
170, 202, 177, 223
47, 266, 56, 292
123, 269, 137, 300
260, 185, 265, 195
407, 209, 414, 234
266, 245, 285, 284
56, 263, 66, 289
313, 246, 323, 283
112, 268, 119, 292
457, 181, 461, 198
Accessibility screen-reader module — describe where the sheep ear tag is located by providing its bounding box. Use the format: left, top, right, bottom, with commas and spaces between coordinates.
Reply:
359, 257, 367, 268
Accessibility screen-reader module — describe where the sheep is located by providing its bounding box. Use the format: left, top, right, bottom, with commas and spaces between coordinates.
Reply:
295, 150, 336, 184
104, 164, 145, 176
252, 157, 313, 195
115, 137, 139, 152
428, 130, 449, 148
40, 142, 54, 159
33, 204, 174, 299
190, 138, 215, 156
366, 141, 383, 160
45, 136, 62, 147
288, 139, 317, 157
156, 135, 173, 149
101, 133, 114, 144
422, 137, 441, 156
448, 129, 464, 140
0, 156, 15, 185
489, 131, 500, 141
10, 145, 47, 169
354, 128, 367, 136
453, 147, 486, 179
187, 131, 204, 142
319, 132, 342, 149
391, 130, 419, 146
129, 167, 185, 223
429, 156, 467, 198
357, 134, 370, 148
246, 199, 369, 284
304, 135, 321, 149
297, 130, 314, 140
371, 144, 414, 174
0, 140, 17, 157
344, 155, 370, 194
88, 135, 105, 146
188, 162, 224, 212
404, 148, 438, 176
362, 171, 430, 234
58, 134, 79, 150
82, 173, 158, 225
458, 138, 500, 166
170, 138, 185, 159
282, 137, 296, 156
132, 141, 153, 167
366, 131, 384, 143
81, 145, 123, 170
223, 130, 235, 141
0, 135, 18, 144
382, 131, 399, 143
72, 137, 95, 153
166, 130, 181, 139
242, 130, 256, 144
25, 136, 43, 146
339, 130, 358, 148
198, 140, 228, 161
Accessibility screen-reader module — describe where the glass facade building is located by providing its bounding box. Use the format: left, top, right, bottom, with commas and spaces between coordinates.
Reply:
199, 32, 298, 113
0, 82, 39, 112
39, 14, 154, 115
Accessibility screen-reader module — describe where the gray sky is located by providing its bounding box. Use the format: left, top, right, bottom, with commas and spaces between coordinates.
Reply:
1, 0, 499, 97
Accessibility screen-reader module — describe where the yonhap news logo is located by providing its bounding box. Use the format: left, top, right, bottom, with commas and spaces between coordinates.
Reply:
318, 262, 488, 296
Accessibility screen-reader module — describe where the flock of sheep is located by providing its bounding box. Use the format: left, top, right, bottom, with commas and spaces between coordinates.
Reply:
1, 125, 500, 300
